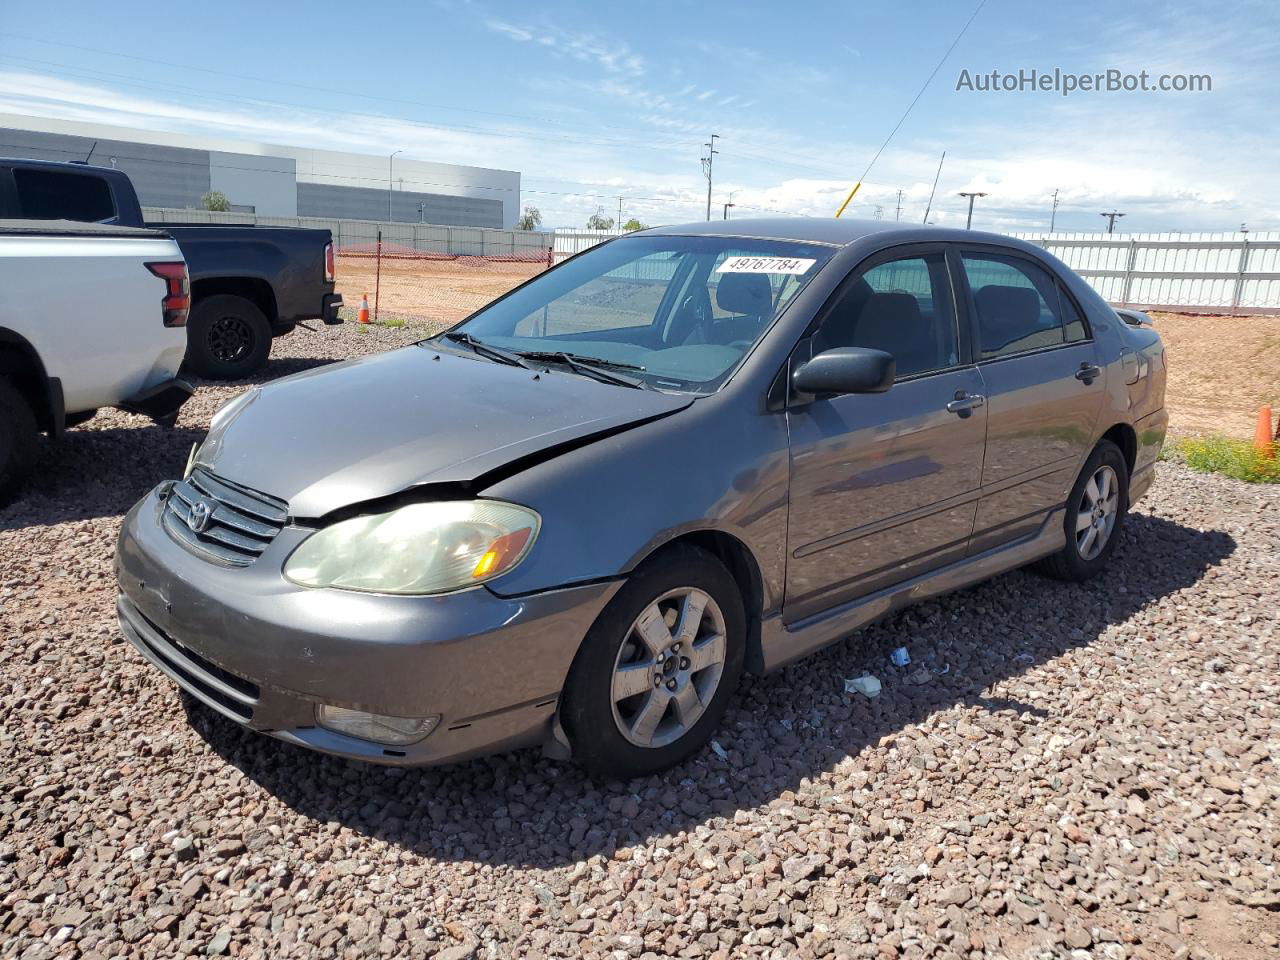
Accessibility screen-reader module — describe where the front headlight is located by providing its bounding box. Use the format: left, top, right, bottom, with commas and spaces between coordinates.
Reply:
283, 500, 540, 594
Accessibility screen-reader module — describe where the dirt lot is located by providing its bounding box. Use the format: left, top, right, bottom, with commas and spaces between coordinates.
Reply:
334, 256, 542, 328
2, 321, 1279, 960
1149, 311, 1280, 439
337, 257, 1280, 439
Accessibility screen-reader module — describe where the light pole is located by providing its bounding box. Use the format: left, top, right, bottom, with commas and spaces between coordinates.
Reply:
388, 149, 403, 221
1100, 210, 1126, 233
722, 191, 737, 220
1049, 188, 1060, 233
958, 191, 987, 229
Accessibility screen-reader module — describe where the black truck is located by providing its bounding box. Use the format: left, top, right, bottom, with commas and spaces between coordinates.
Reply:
0, 158, 342, 379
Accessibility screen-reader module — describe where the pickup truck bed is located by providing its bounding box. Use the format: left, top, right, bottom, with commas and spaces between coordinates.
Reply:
0, 219, 192, 503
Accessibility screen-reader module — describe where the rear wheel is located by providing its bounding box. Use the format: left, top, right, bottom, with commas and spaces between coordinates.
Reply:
0, 378, 38, 506
1033, 439, 1128, 581
561, 545, 745, 779
185, 294, 272, 380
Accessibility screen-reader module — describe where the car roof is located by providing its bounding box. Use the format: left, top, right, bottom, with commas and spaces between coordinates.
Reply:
640, 216, 1039, 253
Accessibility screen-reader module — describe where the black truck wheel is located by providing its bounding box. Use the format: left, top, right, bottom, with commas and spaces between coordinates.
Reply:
185, 295, 272, 380
0, 377, 38, 506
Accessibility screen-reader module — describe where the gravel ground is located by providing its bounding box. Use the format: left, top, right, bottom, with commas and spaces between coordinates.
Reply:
2, 321, 1278, 960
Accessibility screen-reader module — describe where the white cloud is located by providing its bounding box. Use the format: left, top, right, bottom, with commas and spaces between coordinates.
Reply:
483, 19, 644, 77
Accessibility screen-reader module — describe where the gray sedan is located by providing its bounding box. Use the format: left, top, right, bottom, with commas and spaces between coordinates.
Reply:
115, 218, 1167, 778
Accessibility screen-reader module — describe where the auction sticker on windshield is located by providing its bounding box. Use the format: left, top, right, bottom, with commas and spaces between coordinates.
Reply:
715, 256, 816, 275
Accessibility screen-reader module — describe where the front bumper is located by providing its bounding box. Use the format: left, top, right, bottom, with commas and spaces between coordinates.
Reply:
322, 293, 344, 325
114, 484, 619, 766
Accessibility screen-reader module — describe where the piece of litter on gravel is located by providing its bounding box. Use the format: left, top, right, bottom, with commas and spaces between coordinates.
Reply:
890, 647, 911, 667
844, 675, 881, 698
933, 662, 950, 675
710, 740, 729, 761
1015, 651, 1035, 663
907, 667, 933, 686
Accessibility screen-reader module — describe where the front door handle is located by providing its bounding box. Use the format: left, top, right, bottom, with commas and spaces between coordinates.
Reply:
946, 393, 985, 416
1075, 363, 1102, 384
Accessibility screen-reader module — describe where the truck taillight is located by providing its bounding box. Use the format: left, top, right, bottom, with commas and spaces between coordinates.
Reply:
324, 242, 335, 282
146, 261, 191, 328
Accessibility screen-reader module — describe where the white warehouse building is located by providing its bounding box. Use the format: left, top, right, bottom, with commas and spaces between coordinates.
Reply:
0, 113, 521, 229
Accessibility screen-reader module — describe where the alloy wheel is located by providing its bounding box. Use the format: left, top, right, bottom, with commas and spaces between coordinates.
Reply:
610, 587, 727, 749
1075, 464, 1119, 561
209, 315, 253, 363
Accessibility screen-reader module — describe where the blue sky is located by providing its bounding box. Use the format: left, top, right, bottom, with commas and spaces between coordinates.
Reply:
1, 0, 1276, 232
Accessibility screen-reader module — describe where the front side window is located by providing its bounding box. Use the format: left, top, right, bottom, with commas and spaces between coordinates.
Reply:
13, 169, 116, 222
814, 253, 959, 378
452, 235, 834, 392
961, 252, 1071, 359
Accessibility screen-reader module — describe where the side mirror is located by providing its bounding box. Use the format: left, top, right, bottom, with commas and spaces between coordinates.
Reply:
793, 347, 895, 396
1115, 308, 1153, 327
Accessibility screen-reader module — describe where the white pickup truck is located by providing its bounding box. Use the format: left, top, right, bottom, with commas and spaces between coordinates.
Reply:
0, 220, 193, 504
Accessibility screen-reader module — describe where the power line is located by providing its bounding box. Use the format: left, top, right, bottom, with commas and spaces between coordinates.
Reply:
834, 0, 987, 217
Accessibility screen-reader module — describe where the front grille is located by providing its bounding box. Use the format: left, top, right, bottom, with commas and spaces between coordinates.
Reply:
162, 468, 288, 566
118, 595, 259, 722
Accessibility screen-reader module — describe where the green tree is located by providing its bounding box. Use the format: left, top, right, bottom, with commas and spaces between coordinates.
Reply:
622, 218, 648, 232
586, 208, 615, 231
201, 190, 231, 212
515, 205, 542, 231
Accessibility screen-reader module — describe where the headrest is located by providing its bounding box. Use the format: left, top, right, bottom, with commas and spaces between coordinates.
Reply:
715, 272, 773, 316
975, 285, 1041, 351
858, 292, 925, 340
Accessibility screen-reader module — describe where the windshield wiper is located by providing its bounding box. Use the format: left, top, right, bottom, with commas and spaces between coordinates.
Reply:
438, 331, 532, 368
515, 351, 651, 389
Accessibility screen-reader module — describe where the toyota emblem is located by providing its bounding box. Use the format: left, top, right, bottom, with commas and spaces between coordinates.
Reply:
188, 500, 213, 533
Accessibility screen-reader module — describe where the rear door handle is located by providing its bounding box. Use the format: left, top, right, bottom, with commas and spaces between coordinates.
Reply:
946, 393, 985, 415
1075, 363, 1102, 384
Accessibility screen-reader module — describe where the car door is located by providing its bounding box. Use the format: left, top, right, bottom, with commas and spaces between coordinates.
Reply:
783, 245, 988, 624
954, 247, 1107, 553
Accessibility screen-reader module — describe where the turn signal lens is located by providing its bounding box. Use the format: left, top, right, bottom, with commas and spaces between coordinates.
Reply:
472, 527, 533, 579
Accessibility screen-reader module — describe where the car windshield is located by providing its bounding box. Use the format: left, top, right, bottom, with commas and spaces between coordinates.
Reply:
440, 234, 834, 392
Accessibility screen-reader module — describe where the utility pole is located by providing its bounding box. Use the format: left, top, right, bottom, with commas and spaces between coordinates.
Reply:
895, 189, 903, 221
1050, 188, 1060, 233
388, 149, 403, 221
722, 190, 737, 220
701, 134, 719, 221
958, 191, 988, 229
617, 197, 623, 230
1100, 210, 1126, 233
873, 205, 884, 220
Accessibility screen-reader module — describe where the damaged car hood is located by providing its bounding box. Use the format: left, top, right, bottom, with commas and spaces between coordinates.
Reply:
195, 345, 692, 517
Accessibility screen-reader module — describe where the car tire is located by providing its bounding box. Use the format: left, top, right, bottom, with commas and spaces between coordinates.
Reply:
561, 544, 746, 780
0, 377, 39, 507
185, 294, 272, 380
1033, 439, 1129, 582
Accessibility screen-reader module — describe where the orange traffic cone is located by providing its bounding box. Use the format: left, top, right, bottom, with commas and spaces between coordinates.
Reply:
357, 292, 370, 324
1255, 405, 1275, 460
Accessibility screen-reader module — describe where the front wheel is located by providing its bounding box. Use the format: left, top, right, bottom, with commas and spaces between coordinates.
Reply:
1033, 439, 1129, 581
561, 545, 745, 779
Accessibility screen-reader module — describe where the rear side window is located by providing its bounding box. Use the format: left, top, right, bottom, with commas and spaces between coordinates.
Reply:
961, 253, 1068, 359
1057, 285, 1089, 342
13, 169, 116, 222
815, 253, 959, 378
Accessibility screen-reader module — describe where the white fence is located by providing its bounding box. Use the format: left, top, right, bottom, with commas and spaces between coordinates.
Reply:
1012, 231, 1280, 314
144, 210, 1280, 314
143, 208, 554, 262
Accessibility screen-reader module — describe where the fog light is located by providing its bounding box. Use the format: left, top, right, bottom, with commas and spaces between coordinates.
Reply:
315, 705, 440, 745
